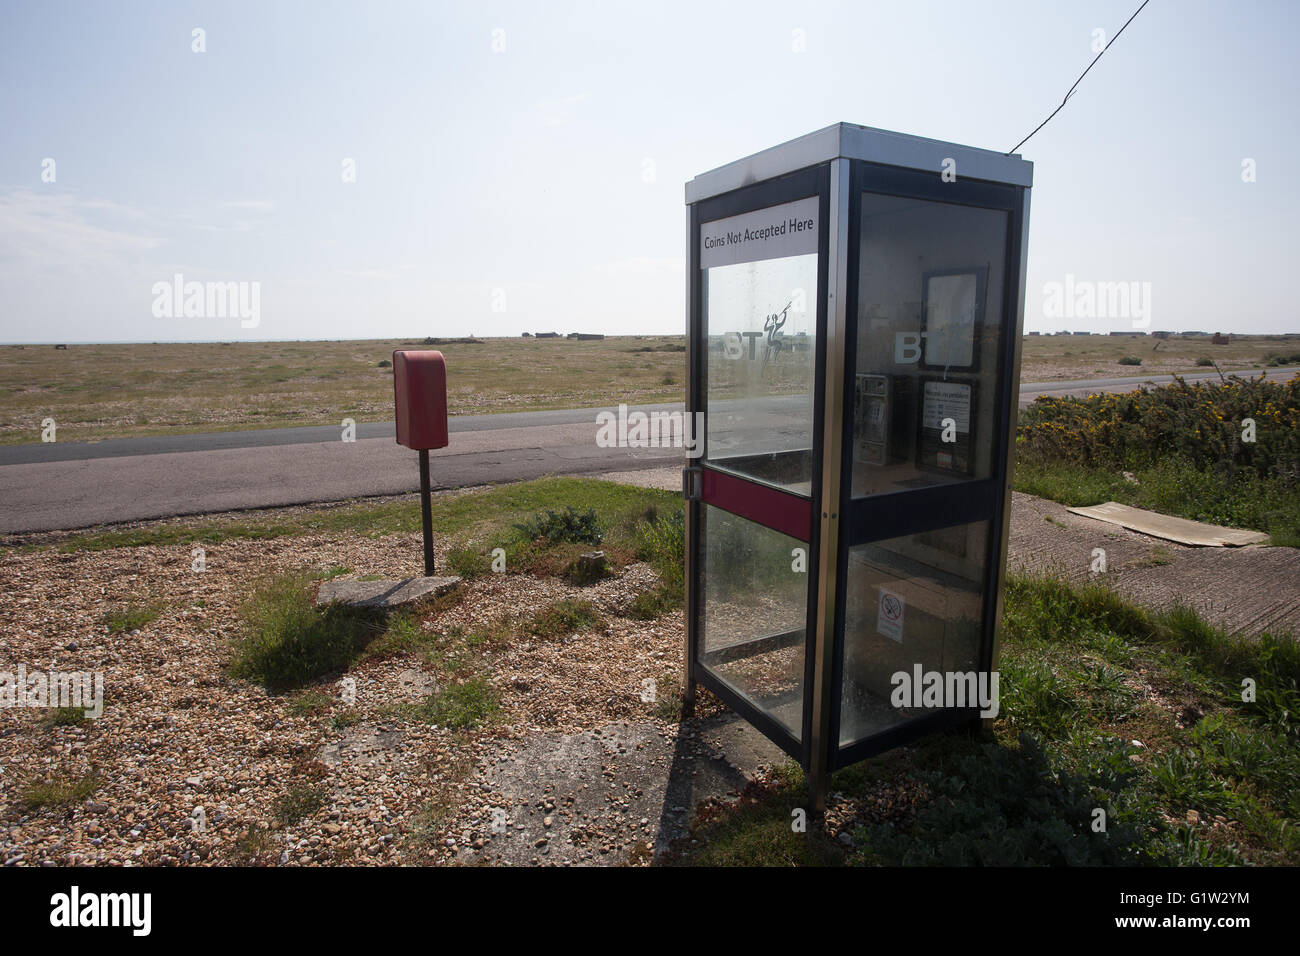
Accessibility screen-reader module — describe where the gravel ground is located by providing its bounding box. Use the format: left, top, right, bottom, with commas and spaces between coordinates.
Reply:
0, 494, 794, 867
2, 472, 1293, 868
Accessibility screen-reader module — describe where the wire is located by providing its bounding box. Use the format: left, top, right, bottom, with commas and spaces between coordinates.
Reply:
1007, 0, 1152, 155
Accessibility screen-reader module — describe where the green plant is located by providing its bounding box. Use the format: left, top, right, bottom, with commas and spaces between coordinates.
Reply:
414, 676, 500, 729
446, 546, 491, 578
43, 707, 89, 728
273, 783, 327, 826
233, 824, 277, 864
101, 602, 161, 634
856, 734, 1165, 866
21, 770, 99, 810
528, 598, 602, 638
228, 574, 385, 691
287, 690, 333, 717
513, 506, 603, 545
1118, 355, 1142, 366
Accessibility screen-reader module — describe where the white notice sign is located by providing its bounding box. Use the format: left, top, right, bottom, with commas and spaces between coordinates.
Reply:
877, 587, 904, 642
922, 381, 972, 434
700, 196, 819, 270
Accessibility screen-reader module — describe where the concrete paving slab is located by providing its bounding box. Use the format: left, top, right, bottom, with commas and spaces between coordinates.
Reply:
1066, 501, 1272, 547
315, 575, 461, 609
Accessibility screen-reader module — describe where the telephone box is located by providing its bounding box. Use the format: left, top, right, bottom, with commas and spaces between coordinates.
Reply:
682, 124, 1032, 808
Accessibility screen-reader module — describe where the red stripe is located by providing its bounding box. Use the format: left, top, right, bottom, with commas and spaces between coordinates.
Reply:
701, 467, 812, 542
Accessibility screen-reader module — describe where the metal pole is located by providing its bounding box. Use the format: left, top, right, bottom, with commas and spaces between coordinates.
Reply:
418, 448, 434, 576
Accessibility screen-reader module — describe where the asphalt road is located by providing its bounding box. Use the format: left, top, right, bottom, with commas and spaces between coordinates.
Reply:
2, 368, 1295, 534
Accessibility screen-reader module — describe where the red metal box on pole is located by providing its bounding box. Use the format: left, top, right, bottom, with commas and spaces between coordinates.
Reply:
393, 350, 449, 450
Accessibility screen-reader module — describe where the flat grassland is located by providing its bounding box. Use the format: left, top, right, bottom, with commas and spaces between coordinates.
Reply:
1, 333, 1295, 446
0, 336, 687, 445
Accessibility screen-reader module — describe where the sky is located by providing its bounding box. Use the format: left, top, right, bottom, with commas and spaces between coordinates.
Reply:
0, 0, 1296, 343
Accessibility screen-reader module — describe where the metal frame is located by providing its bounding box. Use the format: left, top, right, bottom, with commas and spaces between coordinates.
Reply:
684, 124, 1032, 811
684, 163, 831, 767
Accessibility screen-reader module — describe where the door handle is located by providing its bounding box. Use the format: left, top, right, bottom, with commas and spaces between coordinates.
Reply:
682, 466, 703, 501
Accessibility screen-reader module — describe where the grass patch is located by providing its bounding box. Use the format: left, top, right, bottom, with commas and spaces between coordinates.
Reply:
527, 598, 602, 638
52, 477, 678, 559
228, 573, 386, 691
21, 770, 99, 811
43, 706, 90, 728
101, 602, 162, 634
446, 546, 492, 578
411, 677, 500, 729
287, 689, 334, 717
232, 824, 277, 864
273, 783, 327, 827
668, 575, 1299, 866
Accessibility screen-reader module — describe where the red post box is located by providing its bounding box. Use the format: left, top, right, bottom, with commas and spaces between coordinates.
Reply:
393, 349, 449, 576
393, 350, 449, 450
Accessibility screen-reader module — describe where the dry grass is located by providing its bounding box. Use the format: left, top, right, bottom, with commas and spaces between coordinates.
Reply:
1018, 332, 1299, 382
2, 333, 1296, 445
0, 336, 688, 445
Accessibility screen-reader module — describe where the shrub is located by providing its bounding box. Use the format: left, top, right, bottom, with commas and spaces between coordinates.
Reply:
1118, 355, 1142, 366
1195, 357, 1215, 367
1018, 375, 1300, 481
513, 506, 603, 545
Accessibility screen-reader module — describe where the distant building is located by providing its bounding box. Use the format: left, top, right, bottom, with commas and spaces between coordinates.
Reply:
534, 332, 559, 339
1151, 331, 1171, 339
521, 332, 532, 337
1212, 332, 1230, 345
1109, 330, 1145, 336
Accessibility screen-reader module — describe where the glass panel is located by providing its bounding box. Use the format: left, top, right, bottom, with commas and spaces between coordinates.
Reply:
698, 505, 808, 741
702, 197, 819, 494
838, 520, 989, 747
851, 193, 1008, 497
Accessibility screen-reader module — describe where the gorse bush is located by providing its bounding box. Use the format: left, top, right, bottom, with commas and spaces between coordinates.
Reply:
1016, 374, 1300, 542
513, 506, 603, 545
1018, 374, 1300, 479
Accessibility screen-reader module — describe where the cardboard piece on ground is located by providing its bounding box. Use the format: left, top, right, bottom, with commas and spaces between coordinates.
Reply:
315, 575, 461, 609
1065, 502, 1270, 547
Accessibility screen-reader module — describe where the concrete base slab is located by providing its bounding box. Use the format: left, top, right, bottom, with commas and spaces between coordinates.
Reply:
315, 575, 461, 609
1066, 502, 1271, 547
